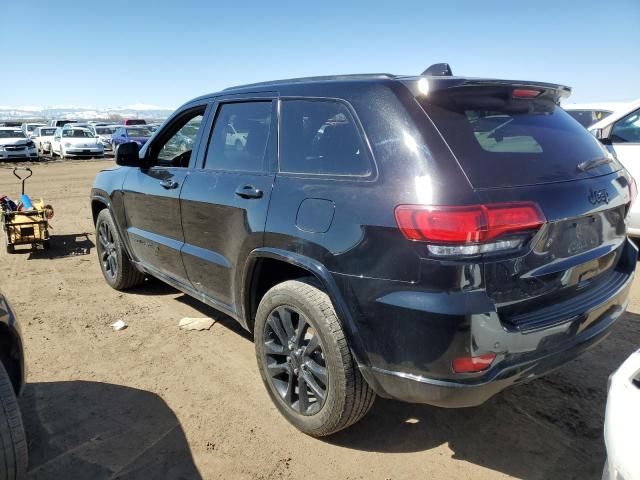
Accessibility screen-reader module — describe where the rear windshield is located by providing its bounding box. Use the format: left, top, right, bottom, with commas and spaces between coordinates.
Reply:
565, 109, 612, 128
420, 91, 618, 188
0, 130, 25, 138
127, 127, 152, 137
62, 129, 93, 138
40, 128, 57, 136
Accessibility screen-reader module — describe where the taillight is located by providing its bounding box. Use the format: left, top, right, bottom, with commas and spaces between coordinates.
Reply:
395, 202, 545, 256
452, 353, 496, 373
512, 88, 541, 98
629, 177, 637, 207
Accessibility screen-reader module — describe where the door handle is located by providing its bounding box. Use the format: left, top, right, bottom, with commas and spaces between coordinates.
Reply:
160, 179, 179, 189
235, 184, 263, 199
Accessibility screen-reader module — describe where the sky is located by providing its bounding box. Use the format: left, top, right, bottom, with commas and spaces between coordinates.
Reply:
1, 0, 638, 109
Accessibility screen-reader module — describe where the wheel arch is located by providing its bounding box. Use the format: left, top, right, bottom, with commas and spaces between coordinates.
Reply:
241, 248, 370, 368
90, 193, 137, 264
91, 195, 109, 225
0, 324, 24, 396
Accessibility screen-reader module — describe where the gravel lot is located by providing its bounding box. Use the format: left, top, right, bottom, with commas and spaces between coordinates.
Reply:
1, 158, 639, 480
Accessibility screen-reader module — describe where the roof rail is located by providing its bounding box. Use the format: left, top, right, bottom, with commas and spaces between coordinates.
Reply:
421, 63, 453, 76
223, 73, 395, 91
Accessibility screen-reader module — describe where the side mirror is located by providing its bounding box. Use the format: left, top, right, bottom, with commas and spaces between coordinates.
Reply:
115, 141, 140, 167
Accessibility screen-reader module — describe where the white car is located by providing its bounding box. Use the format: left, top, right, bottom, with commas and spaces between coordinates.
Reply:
603, 349, 640, 480
0, 127, 39, 161
225, 123, 248, 148
51, 126, 104, 159
31, 126, 58, 155
563, 103, 627, 128
590, 99, 640, 236
20, 122, 46, 138
88, 125, 118, 153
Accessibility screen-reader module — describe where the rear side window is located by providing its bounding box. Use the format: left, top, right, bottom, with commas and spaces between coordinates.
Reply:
204, 101, 272, 173
420, 91, 616, 188
279, 99, 371, 176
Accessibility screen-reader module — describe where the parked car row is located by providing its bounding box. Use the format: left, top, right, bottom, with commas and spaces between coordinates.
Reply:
0, 119, 158, 161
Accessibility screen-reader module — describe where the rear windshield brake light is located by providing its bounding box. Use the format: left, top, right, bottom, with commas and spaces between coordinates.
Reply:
512, 88, 541, 98
395, 202, 545, 251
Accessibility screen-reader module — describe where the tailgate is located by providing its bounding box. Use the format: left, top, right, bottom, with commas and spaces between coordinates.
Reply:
479, 173, 633, 332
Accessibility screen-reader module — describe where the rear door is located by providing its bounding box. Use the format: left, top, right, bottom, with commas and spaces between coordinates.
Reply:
180, 98, 276, 311
121, 104, 210, 286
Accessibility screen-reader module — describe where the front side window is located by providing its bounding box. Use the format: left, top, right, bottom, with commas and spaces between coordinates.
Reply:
156, 112, 204, 166
279, 99, 371, 176
611, 109, 640, 143
204, 101, 272, 172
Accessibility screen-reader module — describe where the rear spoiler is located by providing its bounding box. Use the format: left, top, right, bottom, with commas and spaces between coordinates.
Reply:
401, 76, 572, 102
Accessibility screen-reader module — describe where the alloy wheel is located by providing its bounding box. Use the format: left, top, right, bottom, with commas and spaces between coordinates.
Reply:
263, 306, 328, 416
98, 221, 118, 279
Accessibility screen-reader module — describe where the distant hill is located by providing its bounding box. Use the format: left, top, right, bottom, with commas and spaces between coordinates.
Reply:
0, 104, 174, 122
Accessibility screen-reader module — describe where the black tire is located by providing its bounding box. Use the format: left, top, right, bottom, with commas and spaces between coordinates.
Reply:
0, 361, 27, 480
50, 147, 56, 159
42, 239, 50, 250
254, 279, 375, 436
95, 209, 144, 290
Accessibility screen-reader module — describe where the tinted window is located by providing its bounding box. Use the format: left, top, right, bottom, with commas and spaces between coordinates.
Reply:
279, 100, 371, 176
420, 92, 617, 188
127, 127, 152, 137
204, 102, 272, 172
62, 129, 93, 138
611, 108, 640, 143
566, 109, 613, 128
0, 130, 25, 138
157, 112, 204, 167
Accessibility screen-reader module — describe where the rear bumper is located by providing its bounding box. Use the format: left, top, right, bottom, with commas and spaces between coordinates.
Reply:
341, 238, 636, 407
361, 294, 627, 407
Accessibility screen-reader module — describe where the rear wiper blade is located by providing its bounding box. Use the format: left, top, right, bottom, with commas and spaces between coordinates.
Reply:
577, 157, 613, 172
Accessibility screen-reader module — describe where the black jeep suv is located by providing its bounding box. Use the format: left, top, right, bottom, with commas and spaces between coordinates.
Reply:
91, 64, 636, 436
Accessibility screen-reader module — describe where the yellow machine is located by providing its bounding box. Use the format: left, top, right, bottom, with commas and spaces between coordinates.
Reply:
1, 168, 52, 253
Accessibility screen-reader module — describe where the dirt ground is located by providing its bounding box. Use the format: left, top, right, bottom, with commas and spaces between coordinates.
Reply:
1, 158, 639, 480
